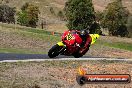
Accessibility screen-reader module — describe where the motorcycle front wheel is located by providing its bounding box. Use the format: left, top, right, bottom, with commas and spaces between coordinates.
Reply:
48, 44, 63, 58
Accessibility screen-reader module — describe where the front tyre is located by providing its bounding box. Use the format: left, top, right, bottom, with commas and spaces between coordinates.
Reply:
48, 44, 61, 58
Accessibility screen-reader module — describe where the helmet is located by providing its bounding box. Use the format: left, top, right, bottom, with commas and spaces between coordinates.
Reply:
80, 30, 88, 37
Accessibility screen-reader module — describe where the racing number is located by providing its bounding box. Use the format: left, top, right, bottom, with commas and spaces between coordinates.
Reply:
66, 33, 74, 40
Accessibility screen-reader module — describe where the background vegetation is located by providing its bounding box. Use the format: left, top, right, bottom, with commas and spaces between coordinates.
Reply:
64, 0, 95, 31
101, 0, 130, 37
0, 0, 131, 37
0, 0, 132, 56
17, 3, 40, 28
0, 4, 15, 23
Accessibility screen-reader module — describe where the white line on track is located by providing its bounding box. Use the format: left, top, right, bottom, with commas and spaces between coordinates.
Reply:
0, 58, 132, 63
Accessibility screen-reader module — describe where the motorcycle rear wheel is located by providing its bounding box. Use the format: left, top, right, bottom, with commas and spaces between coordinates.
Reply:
48, 44, 62, 58
73, 52, 83, 58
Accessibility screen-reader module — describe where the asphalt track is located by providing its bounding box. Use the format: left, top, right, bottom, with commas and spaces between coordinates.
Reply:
0, 53, 98, 61
0, 53, 132, 62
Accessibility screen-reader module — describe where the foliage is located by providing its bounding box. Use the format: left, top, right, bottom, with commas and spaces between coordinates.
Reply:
64, 0, 95, 31
95, 11, 104, 22
89, 21, 102, 34
50, 7, 55, 15
21, 2, 29, 11
116, 24, 129, 37
102, 0, 130, 37
26, 4, 40, 28
17, 3, 40, 28
57, 10, 65, 21
5, 0, 9, 3
127, 15, 132, 37
0, 5, 15, 23
17, 11, 28, 26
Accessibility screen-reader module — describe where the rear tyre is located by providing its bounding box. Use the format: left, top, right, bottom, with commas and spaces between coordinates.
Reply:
48, 44, 61, 58
73, 52, 83, 58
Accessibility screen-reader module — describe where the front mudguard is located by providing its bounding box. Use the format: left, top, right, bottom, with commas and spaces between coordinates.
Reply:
57, 41, 65, 47
57, 41, 67, 54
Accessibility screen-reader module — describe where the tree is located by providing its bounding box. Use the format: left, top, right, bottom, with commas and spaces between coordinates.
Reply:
26, 4, 40, 28
116, 24, 128, 37
127, 15, 132, 37
21, 2, 29, 11
49, 7, 55, 15
17, 11, 28, 26
57, 10, 65, 21
17, 3, 40, 28
0, 5, 15, 23
64, 0, 95, 31
95, 11, 104, 22
103, 0, 130, 36
89, 21, 102, 34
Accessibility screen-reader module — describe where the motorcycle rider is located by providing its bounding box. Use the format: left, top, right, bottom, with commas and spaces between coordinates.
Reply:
62, 23, 100, 56
78, 20, 100, 55
68, 29, 99, 56
78, 29, 92, 55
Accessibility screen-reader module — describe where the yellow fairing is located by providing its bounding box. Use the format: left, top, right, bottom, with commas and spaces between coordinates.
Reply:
57, 41, 65, 46
90, 34, 100, 44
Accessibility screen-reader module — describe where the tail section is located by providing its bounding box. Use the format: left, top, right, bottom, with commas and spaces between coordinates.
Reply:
89, 34, 100, 44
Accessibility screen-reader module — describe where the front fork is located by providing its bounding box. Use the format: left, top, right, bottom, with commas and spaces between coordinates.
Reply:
57, 41, 66, 54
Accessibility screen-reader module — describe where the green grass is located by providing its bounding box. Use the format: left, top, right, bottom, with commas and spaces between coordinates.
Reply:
17, 29, 60, 42
96, 40, 132, 51
0, 23, 61, 42
0, 22, 132, 54
0, 24, 61, 54
0, 48, 46, 54
107, 42, 132, 51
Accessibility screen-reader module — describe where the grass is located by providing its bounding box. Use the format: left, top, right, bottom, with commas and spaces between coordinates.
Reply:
0, 60, 132, 88
0, 26, 60, 43
0, 23, 61, 54
0, 22, 132, 54
17, 29, 60, 42
1, 22, 61, 34
0, 22, 61, 41
0, 47, 46, 54
107, 42, 132, 51
96, 39, 132, 51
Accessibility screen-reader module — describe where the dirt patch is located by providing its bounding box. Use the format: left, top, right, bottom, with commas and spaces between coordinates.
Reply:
0, 61, 132, 88
93, 0, 132, 13
0, 26, 56, 53
87, 46, 132, 59
46, 23, 67, 33
86, 42, 132, 59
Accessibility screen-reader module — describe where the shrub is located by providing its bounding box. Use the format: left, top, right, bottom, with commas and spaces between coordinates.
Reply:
0, 5, 15, 23
17, 3, 40, 28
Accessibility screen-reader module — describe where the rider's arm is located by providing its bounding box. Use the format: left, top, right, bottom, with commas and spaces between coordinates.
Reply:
84, 35, 92, 48
79, 35, 92, 54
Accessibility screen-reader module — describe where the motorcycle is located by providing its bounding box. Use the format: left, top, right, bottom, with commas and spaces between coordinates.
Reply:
48, 30, 99, 58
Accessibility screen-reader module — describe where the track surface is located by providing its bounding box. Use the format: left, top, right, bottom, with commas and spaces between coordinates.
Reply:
0, 53, 131, 62
0, 53, 94, 60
